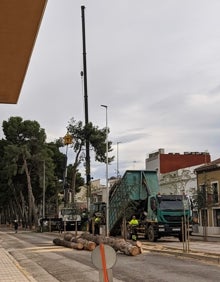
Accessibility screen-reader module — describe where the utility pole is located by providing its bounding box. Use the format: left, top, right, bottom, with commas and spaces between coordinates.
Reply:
81, 6, 91, 210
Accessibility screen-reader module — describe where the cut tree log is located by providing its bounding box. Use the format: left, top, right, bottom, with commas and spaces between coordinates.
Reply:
53, 232, 142, 256
128, 240, 143, 253
71, 237, 96, 251
79, 232, 141, 256
63, 232, 96, 251
63, 232, 74, 241
53, 238, 83, 250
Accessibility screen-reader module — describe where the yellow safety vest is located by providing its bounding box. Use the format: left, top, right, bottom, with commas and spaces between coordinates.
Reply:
129, 219, 139, 225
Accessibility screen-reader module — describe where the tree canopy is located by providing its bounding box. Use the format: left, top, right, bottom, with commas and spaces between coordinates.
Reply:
0, 116, 114, 227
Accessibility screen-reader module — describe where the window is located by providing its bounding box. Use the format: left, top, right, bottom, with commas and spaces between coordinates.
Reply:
212, 182, 219, 204
213, 209, 220, 227
97, 195, 102, 202
198, 184, 207, 208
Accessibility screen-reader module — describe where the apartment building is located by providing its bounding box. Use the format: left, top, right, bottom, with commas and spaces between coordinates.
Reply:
195, 159, 220, 235
145, 148, 210, 174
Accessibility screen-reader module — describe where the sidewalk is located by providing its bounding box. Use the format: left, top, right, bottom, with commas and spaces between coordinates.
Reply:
142, 236, 220, 265
0, 247, 36, 282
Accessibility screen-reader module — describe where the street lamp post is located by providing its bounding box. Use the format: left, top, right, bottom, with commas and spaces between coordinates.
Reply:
101, 104, 109, 236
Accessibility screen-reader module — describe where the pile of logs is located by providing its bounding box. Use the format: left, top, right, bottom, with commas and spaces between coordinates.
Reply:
53, 232, 142, 256
53, 233, 96, 251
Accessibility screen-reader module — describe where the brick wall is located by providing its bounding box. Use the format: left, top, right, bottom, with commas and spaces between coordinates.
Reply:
160, 153, 210, 173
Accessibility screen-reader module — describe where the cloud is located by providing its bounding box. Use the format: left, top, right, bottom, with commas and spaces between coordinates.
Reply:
1, 0, 220, 183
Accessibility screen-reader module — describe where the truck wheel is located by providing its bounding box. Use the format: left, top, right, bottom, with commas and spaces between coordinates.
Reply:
148, 225, 157, 242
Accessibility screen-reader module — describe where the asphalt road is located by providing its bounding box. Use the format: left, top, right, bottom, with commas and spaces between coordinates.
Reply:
1, 230, 220, 282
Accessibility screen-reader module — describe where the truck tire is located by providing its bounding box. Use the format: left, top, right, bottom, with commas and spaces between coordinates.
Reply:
148, 225, 157, 242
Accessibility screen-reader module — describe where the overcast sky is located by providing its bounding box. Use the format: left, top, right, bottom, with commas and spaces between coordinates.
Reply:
1, 0, 220, 183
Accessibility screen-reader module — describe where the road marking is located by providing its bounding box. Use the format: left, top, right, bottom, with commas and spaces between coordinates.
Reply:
17, 246, 73, 253
32, 248, 73, 253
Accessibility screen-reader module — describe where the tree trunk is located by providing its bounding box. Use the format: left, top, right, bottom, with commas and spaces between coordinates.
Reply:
71, 165, 77, 203
79, 233, 141, 256
23, 157, 33, 228
128, 240, 143, 253
72, 237, 96, 251
53, 238, 83, 250
20, 190, 28, 228
23, 156, 38, 229
63, 232, 74, 241
63, 233, 96, 251
55, 232, 142, 256
12, 185, 23, 220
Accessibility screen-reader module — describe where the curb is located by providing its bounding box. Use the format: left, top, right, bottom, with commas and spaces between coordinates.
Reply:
142, 244, 220, 265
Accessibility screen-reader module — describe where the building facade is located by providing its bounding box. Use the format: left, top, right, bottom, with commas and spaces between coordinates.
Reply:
146, 148, 210, 174
195, 159, 220, 235
159, 165, 199, 197
90, 179, 106, 203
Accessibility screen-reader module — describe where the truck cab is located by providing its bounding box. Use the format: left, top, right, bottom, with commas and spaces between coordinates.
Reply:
59, 207, 81, 231
145, 194, 192, 241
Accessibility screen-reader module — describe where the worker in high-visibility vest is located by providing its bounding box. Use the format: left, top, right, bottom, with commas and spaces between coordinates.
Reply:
129, 215, 139, 241
129, 215, 139, 226
94, 216, 101, 235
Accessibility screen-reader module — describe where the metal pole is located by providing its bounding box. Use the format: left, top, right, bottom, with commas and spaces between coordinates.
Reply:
63, 144, 69, 208
101, 105, 109, 236
81, 5, 91, 210
81, 6, 88, 126
43, 160, 45, 218
117, 142, 121, 179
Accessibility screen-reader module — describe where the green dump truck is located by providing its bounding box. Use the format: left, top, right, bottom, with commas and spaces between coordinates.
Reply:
109, 170, 192, 242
